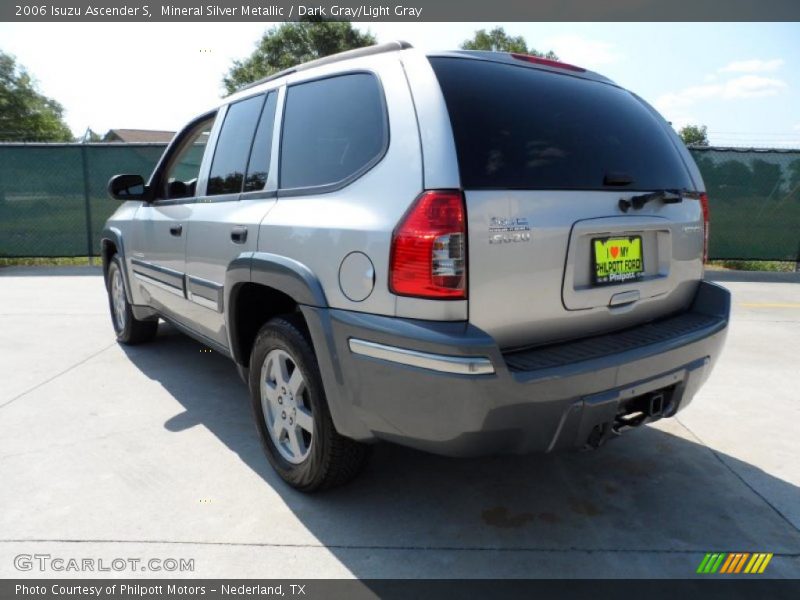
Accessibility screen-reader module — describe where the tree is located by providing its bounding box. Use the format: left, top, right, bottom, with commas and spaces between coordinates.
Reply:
788, 159, 800, 190
223, 19, 376, 94
704, 159, 752, 200
0, 50, 73, 142
460, 27, 558, 59
750, 159, 781, 197
678, 124, 709, 147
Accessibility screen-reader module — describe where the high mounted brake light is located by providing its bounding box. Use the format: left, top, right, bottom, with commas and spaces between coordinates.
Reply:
389, 190, 466, 299
510, 53, 586, 72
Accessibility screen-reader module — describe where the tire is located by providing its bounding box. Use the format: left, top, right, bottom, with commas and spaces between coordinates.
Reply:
106, 254, 158, 345
248, 315, 371, 492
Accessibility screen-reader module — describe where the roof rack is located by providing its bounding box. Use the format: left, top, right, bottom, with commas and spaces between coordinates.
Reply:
232, 40, 413, 95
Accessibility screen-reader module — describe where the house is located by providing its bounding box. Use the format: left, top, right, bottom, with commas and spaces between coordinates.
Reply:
103, 129, 176, 143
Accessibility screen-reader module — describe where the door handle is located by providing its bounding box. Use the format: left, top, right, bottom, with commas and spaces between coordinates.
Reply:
169, 224, 183, 237
231, 226, 248, 244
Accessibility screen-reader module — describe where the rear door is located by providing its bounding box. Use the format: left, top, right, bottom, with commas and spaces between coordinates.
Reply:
183, 90, 280, 346
430, 56, 705, 350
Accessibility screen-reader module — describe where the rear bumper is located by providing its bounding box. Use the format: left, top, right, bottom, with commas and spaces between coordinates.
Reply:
302, 281, 730, 456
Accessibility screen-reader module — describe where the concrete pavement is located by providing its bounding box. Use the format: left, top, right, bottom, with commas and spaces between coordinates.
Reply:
1, 267, 799, 578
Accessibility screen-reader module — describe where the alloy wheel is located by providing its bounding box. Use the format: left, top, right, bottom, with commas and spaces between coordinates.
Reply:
260, 348, 314, 464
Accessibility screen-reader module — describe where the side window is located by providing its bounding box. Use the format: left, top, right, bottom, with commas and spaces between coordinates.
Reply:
160, 117, 213, 200
280, 73, 387, 190
244, 91, 278, 192
207, 94, 265, 196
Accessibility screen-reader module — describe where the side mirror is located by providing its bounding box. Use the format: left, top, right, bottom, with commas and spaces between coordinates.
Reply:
108, 174, 150, 201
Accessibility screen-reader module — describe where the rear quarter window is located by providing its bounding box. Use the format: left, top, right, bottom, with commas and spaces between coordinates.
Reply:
279, 72, 387, 191
429, 57, 693, 191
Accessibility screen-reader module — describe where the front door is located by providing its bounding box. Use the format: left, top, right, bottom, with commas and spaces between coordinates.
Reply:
129, 115, 215, 319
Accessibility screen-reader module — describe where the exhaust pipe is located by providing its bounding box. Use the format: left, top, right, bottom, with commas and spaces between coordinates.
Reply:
585, 423, 618, 449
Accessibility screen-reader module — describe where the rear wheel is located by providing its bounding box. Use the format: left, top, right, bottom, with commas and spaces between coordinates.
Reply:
106, 255, 158, 344
248, 315, 371, 491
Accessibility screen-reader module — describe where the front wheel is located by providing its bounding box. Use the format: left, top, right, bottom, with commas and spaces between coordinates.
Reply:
106, 255, 158, 344
248, 315, 371, 492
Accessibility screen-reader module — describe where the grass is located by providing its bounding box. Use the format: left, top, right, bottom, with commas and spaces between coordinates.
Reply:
707, 260, 796, 272
1, 233, 797, 271
0, 256, 94, 267
1, 256, 794, 273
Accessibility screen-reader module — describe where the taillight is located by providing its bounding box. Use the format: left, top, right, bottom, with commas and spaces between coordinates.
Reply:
510, 53, 586, 72
389, 190, 466, 299
700, 193, 710, 263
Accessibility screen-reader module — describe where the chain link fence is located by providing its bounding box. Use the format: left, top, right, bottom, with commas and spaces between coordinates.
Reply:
0, 143, 798, 260
691, 147, 800, 261
0, 143, 165, 257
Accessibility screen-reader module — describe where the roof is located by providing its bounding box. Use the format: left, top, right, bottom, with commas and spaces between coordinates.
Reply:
104, 129, 175, 143
229, 40, 413, 98
227, 43, 615, 108
426, 50, 616, 86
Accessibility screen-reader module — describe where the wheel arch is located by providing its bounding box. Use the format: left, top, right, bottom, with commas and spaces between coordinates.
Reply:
225, 252, 373, 442
225, 252, 328, 371
100, 227, 133, 303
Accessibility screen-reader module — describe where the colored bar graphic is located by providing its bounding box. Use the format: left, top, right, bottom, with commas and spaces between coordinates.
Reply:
758, 553, 773, 573
730, 553, 743, 573
744, 552, 763, 573
696, 554, 713, 574
719, 553, 736, 574
711, 553, 725, 573
734, 553, 750, 573
700, 552, 773, 575
744, 554, 760, 573
701, 554, 718, 574
722, 553, 741, 574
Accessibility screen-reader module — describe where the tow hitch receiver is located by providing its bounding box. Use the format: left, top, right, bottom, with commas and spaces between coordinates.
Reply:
581, 386, 675, 449
614, 390, 669, 433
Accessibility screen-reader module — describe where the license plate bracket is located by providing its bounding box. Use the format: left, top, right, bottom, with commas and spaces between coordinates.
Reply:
592, 236, 644, 285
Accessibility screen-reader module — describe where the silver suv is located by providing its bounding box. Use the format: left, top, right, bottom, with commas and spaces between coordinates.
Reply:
102, 42, 730, 491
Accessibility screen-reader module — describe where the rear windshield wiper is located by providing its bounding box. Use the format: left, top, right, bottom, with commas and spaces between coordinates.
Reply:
619, 189, 684, 213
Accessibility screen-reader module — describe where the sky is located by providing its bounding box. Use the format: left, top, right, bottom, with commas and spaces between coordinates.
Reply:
0, 21, 798, 147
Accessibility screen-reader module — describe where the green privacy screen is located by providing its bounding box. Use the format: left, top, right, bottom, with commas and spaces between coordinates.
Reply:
0, 143, 798, 260
692, 147, 800, 260
0, 143, 166, 257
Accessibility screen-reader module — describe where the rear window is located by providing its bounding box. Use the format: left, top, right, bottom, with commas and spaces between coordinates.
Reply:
429, 57, 693, 191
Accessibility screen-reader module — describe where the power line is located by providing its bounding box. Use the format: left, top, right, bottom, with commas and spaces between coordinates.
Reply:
708, 132, 800, 137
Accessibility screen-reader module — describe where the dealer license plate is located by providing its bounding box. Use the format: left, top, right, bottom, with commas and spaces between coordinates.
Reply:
592, 236, 644, 285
